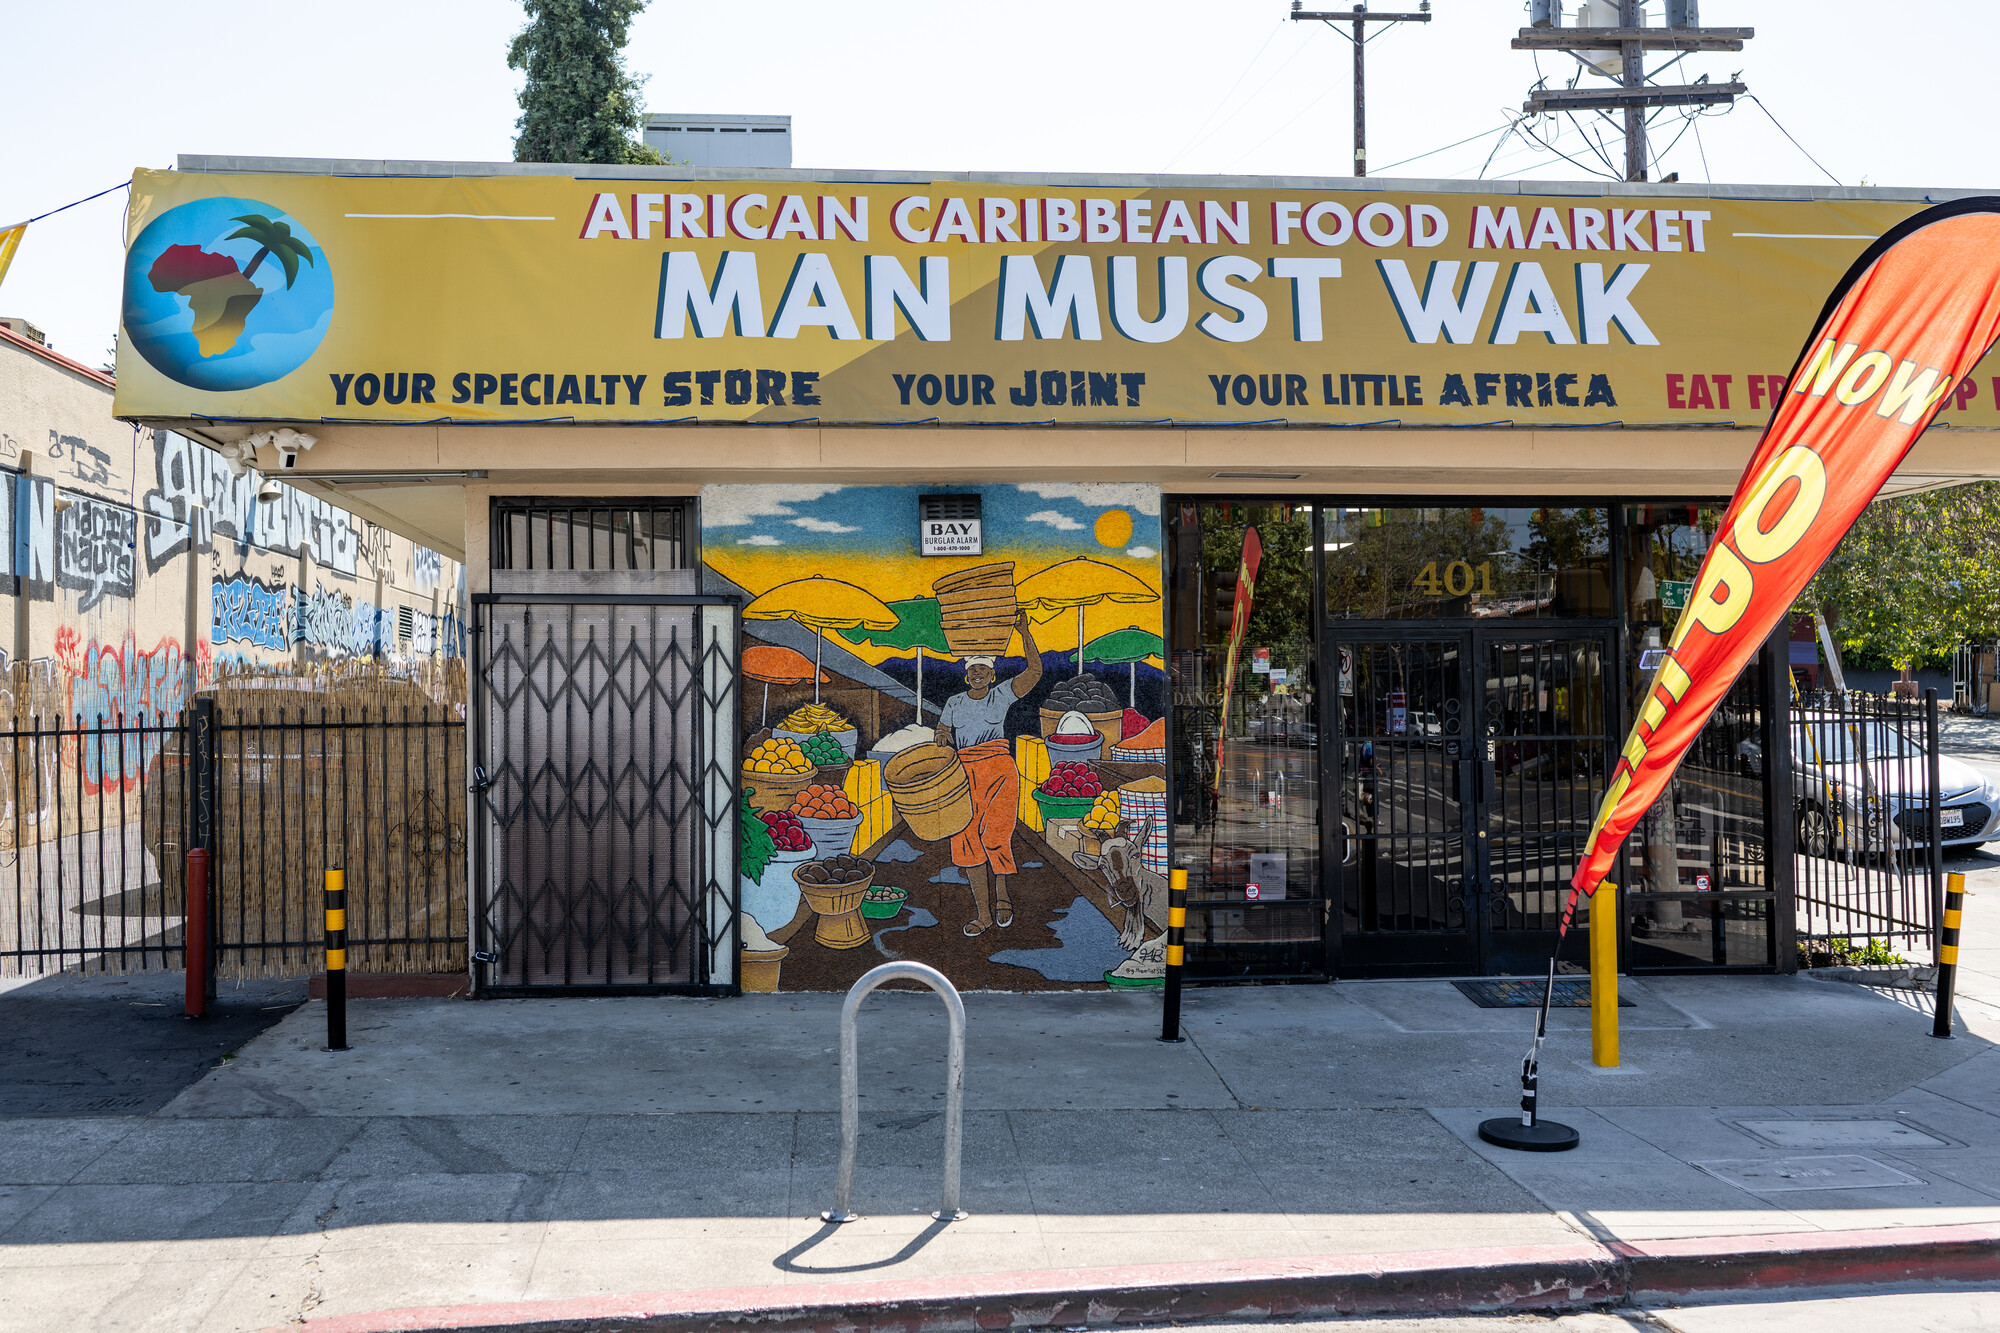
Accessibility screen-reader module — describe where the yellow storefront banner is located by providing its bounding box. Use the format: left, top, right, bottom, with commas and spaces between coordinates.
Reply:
114, 168, 2000, 427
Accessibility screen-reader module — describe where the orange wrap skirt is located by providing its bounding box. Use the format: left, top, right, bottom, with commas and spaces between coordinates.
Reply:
949, 738, 1019, 875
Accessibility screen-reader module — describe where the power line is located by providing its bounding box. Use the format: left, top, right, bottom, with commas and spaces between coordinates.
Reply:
1160, 20, 1288, 171
1222, 76, 1346, 172
1746, 93, 1843, 187
1516, 117, 1621, 181
1167, 23, 1321, 172
1371, 122, 1514, 175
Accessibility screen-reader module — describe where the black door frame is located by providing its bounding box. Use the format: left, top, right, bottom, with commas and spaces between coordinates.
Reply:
1472, 626, 1619, 975
469, 591, 742, 996
1325, 620, 1618, 977
1168, 494, 1794, 983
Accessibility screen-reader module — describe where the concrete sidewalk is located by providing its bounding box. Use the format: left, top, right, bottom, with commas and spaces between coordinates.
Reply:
5, 845, 2000, 1331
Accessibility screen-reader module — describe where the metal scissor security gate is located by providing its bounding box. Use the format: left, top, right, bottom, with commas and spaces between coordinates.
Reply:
471, 596, 738, 993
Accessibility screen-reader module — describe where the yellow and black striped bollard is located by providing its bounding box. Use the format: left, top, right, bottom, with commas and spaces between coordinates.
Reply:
326, 868, 351, 1051
1159, 868, 1187, 1043
1933, 871, 1966, 1040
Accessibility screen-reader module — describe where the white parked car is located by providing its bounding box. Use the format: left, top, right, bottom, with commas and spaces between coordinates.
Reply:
1794, 717, 2000, 857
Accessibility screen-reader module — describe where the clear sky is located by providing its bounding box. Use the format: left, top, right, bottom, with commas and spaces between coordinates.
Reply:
3, 0, 1992, 364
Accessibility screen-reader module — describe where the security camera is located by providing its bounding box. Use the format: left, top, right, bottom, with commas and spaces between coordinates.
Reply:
235, 427, 318, 474
271, 427, 317, 471
257, 477, 284, 504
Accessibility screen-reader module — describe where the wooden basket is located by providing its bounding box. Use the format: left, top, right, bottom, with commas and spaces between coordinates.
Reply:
739, 946, 789, 992
743, 726, 817, 811
932, 562, 1018, 656
882, 743, 975, 842
742, 764, 818, 813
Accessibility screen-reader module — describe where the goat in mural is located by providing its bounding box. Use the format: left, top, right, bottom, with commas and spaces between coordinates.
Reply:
1071, 814, 1165, 952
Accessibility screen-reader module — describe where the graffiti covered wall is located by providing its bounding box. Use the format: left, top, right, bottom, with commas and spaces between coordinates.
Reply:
1, 329, 466, 855
704, 482, 1169, 993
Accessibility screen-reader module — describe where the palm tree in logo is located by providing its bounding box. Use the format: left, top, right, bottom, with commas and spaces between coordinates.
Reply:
227, 214, 315, 288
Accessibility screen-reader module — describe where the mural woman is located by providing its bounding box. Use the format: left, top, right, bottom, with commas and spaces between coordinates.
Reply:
936, 611, 1042, 937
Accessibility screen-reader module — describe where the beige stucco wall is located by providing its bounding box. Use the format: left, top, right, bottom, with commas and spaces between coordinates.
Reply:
156, 419, 2000, 581
2, 335, 465, 696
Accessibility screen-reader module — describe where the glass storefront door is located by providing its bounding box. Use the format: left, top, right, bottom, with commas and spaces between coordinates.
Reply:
1478, 633, 1613, 973
1331, 626, 1613, 975
1167, 496, 1784, 980
1333, 636, 1477, 972
1167, 501, 1327, 980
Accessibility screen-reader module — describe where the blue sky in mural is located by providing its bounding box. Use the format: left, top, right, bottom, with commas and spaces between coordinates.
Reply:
702, 483, 1162, 559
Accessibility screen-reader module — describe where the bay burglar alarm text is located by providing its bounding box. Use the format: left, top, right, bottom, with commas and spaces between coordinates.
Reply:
919, 494, 983, 557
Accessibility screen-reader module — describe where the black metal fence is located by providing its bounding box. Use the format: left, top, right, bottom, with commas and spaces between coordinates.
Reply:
2, 700, 466, 980
1791, 689, 1945, 953
2, 710, 188, 976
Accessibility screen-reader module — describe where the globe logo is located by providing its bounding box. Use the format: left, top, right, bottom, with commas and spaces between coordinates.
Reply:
123, 196, 334, 393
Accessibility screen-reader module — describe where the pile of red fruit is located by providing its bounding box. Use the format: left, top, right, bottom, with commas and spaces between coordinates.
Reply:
759, 809, 810, 852
1038, 762, 1103, 798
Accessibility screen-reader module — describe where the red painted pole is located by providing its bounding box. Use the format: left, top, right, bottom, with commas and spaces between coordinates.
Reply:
185, 848, 210, 1018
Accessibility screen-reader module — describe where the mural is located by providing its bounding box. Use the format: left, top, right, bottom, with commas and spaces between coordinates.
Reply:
704, 482, 1170, 993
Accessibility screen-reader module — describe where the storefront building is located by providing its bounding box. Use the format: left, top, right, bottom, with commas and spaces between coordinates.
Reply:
114, 157, 2000, 992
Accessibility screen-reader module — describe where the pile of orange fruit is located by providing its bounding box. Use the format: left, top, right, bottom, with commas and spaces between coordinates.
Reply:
788, 784, 859, 821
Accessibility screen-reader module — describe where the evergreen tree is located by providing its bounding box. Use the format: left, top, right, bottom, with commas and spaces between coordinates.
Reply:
507, 0, 662, 165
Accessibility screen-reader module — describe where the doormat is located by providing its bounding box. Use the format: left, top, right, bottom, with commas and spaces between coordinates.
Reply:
1453, 978, 1634, 1008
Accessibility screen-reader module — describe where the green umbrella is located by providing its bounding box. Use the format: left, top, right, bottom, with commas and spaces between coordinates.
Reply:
1068, 628, 1166, 708
840, 597, 949, 721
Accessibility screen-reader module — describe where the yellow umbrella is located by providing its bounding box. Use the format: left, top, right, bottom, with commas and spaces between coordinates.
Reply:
743, 576, 898, 703
1015, 557, 1161, 678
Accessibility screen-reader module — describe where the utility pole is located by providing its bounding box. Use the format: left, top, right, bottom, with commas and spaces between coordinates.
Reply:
1514, 0, 1751, 182
1290, 1, 1432, 178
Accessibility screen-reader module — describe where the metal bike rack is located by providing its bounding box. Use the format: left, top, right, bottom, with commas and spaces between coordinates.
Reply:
822, 960, 967, 1223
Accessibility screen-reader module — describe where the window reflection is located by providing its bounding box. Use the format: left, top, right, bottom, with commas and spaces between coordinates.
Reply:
1167, 502, 1322, 975
1619, 503, 1774, 968
1324, 507, 1610, 620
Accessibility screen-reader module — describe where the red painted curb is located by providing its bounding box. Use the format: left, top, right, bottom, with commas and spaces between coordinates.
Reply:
275, 1223, 2000, 1333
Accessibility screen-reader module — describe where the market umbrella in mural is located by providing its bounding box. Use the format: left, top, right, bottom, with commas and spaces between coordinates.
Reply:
742, 643, 829, 726
742, 577, 898, 703
839, 597, 948, 722
1069, 628, 1165, 708
1016, 557, 1161, 678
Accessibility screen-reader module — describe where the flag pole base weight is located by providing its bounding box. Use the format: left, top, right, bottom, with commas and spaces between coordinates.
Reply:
1479, 1117, 1580, 1152
820, 1210, 858, 1224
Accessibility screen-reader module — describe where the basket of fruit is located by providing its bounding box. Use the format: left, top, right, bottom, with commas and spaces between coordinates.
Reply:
1082, 790, 1122, 854
794, 854, 876, 949
1033, 761, 1104, 822
799, 730, 851, 780
773, 703, 859, 760
743, 733, 817, 812
787, 783, 865, 857
740, 800, 814, 937
860, 885, 909, 920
